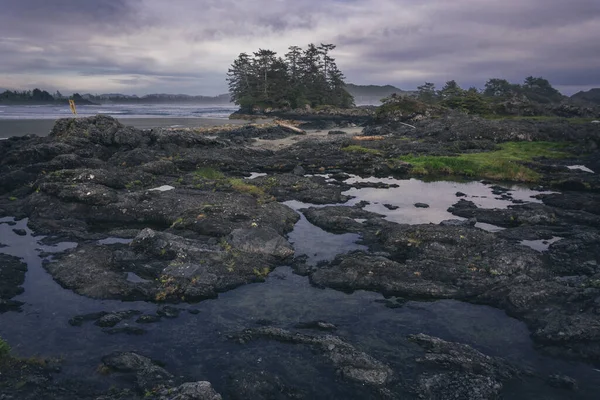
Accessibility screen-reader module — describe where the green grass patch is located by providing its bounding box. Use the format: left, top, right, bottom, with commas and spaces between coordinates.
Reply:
124, 180, 143, 190
341, 145, 382, 155
400, 141, 570, 182
8, 196, 17, 201
228, 178, 264, 197
194, 167, 225, 180
193, 167, 265, 197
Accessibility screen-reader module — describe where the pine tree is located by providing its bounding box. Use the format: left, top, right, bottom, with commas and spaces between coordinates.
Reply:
226, 43, 354, 111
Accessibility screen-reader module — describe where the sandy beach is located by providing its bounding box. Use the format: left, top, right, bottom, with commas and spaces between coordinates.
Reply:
0, 117, 249, 139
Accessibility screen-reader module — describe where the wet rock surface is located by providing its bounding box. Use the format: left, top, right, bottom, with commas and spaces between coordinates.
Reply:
101, 351, 222, 398
0, 254, 27, 312
45, 225, 296, 302
409, 334, 519, 400
300, 200, 600, 363
1, 115, 600, 399
230, 326, 393, 387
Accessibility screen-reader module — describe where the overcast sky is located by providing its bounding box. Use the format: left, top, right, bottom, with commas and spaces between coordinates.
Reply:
1, 0, 599, 95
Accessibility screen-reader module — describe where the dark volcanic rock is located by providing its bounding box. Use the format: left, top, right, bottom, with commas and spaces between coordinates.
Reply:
101, 351, 173, 391
44, 244, 153, 301
414, 203, 429, 208
228, 227, 294, 259
136, 314, 162, 324
155, 381, 223, 400
294, 320, 337, 332
383, 204, 399, 210
439, 218, 476, 227
547, 374, 578, 390
12, 228, 27, 236
349, 181, 399, 189
409, 333, 519, 400
540, 192, 600, 215
231, 327, 392, 386
301, 205, 385, 234
0, 254, 27, 312
95, 310, 143, 327
45, 226, 296, 303
226, 370, 303, 400
68, 311, 109, 326
157, 305, 181, 318
302, 205, 600, 362
100, 351, 222, 399
448, 199, 600, 229
253, 173, 350, 204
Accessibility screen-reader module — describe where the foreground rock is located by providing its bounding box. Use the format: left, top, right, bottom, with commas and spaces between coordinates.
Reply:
408, 334, 519, 400
230, 326, 393, 387
101, 351, 222, 399
45, 226, 296, 302
0, 254, 27, 312
301, 204, 600, 363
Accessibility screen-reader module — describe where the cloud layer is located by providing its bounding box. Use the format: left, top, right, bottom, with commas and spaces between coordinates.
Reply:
1, 0, 599, 95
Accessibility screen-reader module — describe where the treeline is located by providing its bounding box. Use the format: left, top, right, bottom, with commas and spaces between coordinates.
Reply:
408, 77, 565, 115
0, 89, 93, 105
227, 43, 354, 110
83, 93, 231, 104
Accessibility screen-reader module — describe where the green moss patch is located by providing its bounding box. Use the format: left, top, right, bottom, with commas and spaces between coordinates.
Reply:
400, 141, 570, 182
194, 167, 225, 180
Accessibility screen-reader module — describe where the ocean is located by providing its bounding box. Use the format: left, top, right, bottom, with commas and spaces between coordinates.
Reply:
0, 103, 238, 120
0, 103, 242, 138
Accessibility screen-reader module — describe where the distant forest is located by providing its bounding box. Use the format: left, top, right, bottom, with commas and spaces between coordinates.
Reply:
0, 89, 231, 105
398, 76, 570, 115
227, 43, 354, 110
0, 89, 95, 105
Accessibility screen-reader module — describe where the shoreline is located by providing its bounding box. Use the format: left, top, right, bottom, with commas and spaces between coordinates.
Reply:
0, 117, 248, 139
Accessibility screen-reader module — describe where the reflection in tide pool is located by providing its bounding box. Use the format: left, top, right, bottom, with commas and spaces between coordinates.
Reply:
343, 176, 554, 225
2, 177, 600, 399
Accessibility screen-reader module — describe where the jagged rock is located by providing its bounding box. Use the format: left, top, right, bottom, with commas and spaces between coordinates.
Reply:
157, 305, 181, 318
409, 334, 518, 400
228, 227, 294, 259
294, 321, 337, 332
0, 254, 27, 313
137, 314, 162, 324
156, 381, 222, 400
68, 311, 109, 326
101, 352, 173, 391
230, 327, 392, 386
292, 165, 305, 176
547, 374, 578, 390
95, 310, 143, 327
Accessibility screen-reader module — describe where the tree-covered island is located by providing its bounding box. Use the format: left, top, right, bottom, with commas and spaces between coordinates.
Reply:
227, 43, 354, 111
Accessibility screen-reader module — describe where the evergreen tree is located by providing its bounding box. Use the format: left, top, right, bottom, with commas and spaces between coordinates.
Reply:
483, 78, 514, 97
227, 43, 354, 111
522, 76, 562, 103
417, 82, 437, 102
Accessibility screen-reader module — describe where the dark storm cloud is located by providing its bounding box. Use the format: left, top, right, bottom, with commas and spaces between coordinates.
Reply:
0, 0, 142, 37
0, 0, 599, 95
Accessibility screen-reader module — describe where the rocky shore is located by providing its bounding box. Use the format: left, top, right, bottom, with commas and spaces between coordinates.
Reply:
0, 112, 599, 399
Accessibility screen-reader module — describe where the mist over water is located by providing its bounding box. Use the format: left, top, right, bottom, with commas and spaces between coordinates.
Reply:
0, 103, 238, 120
